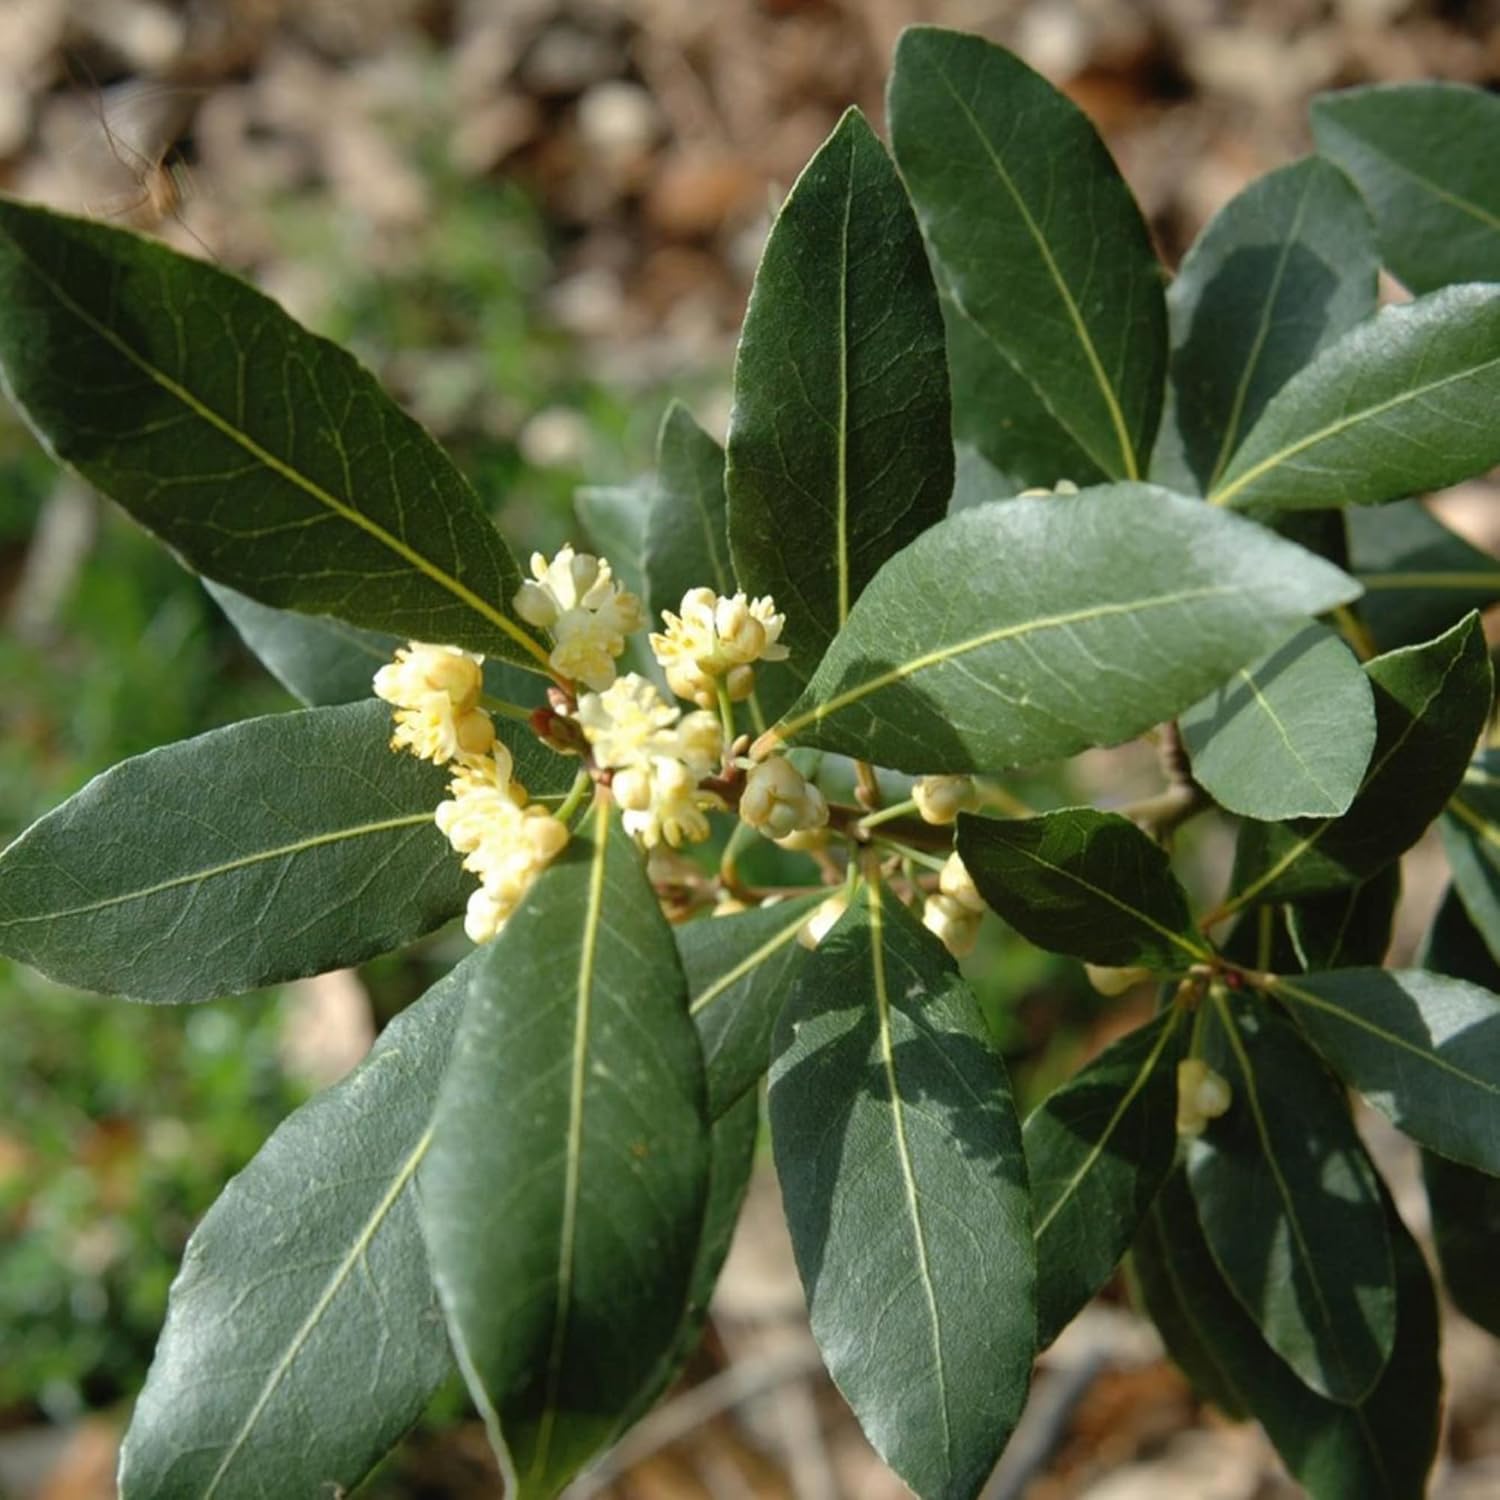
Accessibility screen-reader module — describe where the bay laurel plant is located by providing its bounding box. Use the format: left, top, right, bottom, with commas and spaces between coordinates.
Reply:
0, 24, 1498, 1500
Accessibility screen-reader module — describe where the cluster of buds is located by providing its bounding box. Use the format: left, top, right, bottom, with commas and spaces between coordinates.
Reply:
650, 587, 788, 708
513, 545, 644, 691
374, 641, 570, 943
1176, 1057, 1233, 1138
436, 749, 569, 943
913, 775, 981, 825
576, 673, 725, 849
922, 852, 986, 957
739, 756, 829, 841
373, 643, 496, 764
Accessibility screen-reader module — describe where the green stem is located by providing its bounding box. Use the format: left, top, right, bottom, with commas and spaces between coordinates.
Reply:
481, 693, 536, 724
555, 769, 593, 826
715, 678, 738, 745
856, 796, 920, 835
871, 835, 947, 874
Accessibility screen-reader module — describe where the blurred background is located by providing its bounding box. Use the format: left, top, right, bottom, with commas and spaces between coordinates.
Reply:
1, 2, 1498, 1497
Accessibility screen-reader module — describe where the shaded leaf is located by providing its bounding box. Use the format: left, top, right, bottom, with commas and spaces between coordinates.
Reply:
1440, 752, 1500, 964
118, 966, 466, 1499
0, 701, 467, 1002
889, 27, 1166, 481
1275, 966, 1500, 1176
1286, 863, 1401, 971
1180, 622, 1376, 820
1424, 882, 1500, 992
647, 402, 733, 611
1312, 82, 1500, 294
1347, 499, 1500, 653
1153, 157, 1378, 494
1230, 612, 1492, 906
770, 879, 1034, 1500
575, 478, 652, 606
1422, 1149, 1500, 1337
680, 892, 823, 1119
1188, 996, 1395, 1403
958, 808, 1208, 969
727, 108, 952, 682
1026, 1008, 1187, 1349
1210, 285, 1500, 513
767, 485, 1359, 775
0, 198, 548, 670
1133, 1170, 1440, 1499
420, 809, 710, 1498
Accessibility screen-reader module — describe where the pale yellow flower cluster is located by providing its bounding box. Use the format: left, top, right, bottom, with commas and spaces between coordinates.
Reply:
373, 643, 495, 764
435, 748, 569, 944
650, 587, 788, 708
922, 852, 986, 957
576, 673, 725, 849
1176, 1058, 1233, 1138
513, 545, 644, 691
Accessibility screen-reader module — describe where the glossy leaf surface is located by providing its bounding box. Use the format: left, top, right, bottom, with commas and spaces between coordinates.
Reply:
1153, 157, 1377, 494
1276, 967, 1500, 1176
770, 880, 1033, 1500
680, 892, 822, 1119
1347, 500, 1500, 653
1135, 1171, 1440, 1499
1180, 622, 1376, 820
0, 700, 466, 1002
0, 198, 547, 670
770, 485, 1359, 775
1210, 285, 1500, 513
889, 27, 1166, 481
119, 967, 466, 1499
1230, 612, 1492, 906
421, 810, 710, 1498
1312, 82, 1500, 293
1026, 1008, 1187, 1349
958, 808, 1208, 970
1188, 998, 1395, 1403
727, 109, 951, 683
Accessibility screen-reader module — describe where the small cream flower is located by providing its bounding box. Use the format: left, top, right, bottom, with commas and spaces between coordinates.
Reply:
374, 641, 494, 766
1176, 1058, 1233, 1138
739, 756, 828, 840
650, 588, 788, 707
1084, 963, 1152, 997
513, 545, 644, 691
922, 892, 980, 958
618, 755, 723, 849
575, 674, 683, 770
938, 852, 985, 915
799, 891, 849, 950
913, 775, 980, 825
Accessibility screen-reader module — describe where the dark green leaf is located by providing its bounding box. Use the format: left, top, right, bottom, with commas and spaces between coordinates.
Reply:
1425, 883, 1500, 992
1188, 996, 1395, 1403
420, 808, 710, 1498
1230, 612, 1492, 905
1423, 1149, 1500, 1337
726, 108, 952, 682
0, 198, 549, 671
1026, 1008, 1187, 1349
1347, 499, 1500, 653
1134, 1170, 1440, 1499
647, 402, 733, 611
1440, 752, 1500, 964
767, 485, 1359, 775
1312, 82, 1500, 294
1210, 285, 1500, 513
1286, 863, 1401, 971
1180, 623, 1376, 820
1275, 966, 1500, 1176
958, 808, 1208, 969
681, 892, 823, 1119
889, 27, 1166, 481
770, 879, 1034, 1500
0, 700, 468, 1002
207, 581, 549, 714
1153, 157, 1378, 495
941, 287, 1106, 496
118, 967, 466, 1499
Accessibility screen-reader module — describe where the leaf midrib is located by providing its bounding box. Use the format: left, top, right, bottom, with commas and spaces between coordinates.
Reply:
5, 233, 551, 671
0, 812, 434, 927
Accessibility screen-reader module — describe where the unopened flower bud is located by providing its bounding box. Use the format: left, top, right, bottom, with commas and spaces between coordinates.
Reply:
922, 892, 980, 958
938, 853, 985, 915
725, 663, 757, 701
799, 892, 849, 949
913, 775, 980, 825
1084, 963, 1153, 997
1176, 1058, 1232, 1138
739, 756, 827, 839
